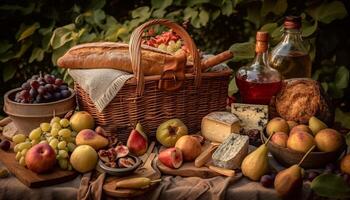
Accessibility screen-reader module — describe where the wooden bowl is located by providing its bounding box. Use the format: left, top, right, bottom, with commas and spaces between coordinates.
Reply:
261, 131, 346, 169
3, 88, 76, 135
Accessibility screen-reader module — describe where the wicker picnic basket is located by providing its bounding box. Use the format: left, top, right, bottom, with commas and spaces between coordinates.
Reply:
74, 19, 232, 142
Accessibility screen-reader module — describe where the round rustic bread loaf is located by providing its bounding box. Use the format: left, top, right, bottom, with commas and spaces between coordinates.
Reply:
275, 78, 334, 125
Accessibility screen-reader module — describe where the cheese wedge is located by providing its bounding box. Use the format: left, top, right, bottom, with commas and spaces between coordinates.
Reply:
201, 111, 240, 143
231, 103, 268, 133
212, 133, 249, 169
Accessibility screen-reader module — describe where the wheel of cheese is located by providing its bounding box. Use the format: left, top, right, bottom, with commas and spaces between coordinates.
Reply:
275, 78, 334, 125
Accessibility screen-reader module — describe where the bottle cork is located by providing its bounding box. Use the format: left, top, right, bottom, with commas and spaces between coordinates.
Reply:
255, 31, 269, 53
284, 16, 301, 29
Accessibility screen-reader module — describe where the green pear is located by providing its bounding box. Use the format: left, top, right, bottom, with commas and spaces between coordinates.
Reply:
274, 145, 315, 197
309, 116, 327, 135
241, 133, 273, 181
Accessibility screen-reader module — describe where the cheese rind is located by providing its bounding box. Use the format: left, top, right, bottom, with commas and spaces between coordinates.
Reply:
231, 103, 268, 133
201, 112, 240, 143
212, 133, 249, 169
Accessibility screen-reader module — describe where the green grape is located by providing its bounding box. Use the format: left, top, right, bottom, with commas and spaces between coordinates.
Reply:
158, 43, 167, 51
29, 128, 42, 140
51, 128, 59, 137
71, 131, 78, 137
19, 156, 26, 166
31, 139, 39, 146
67, 143, 76, 152
21, 149, 28, 156
50, 117, 61, 124
58, 129, 71, 138
12, 134, 26, 144
49, 139, 59, 149
39, 140, 48, 144
58, 150, 68, 159
67, 137, 75, 143
58, 159, 68, 170
51, 122, 62, 130
68, 163, 73, 171
175, 40, 182, 49
40, 123, 51, 132
18, 142, 32, 151
58, 141, 67, 149
60, 119, 70, 128
14, 144, 20, 153
166, 45, 176, 53
168, 40, 175, 46
15, 152, 22, 161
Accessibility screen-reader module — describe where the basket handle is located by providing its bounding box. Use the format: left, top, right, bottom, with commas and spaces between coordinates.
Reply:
129, 19, 201, 96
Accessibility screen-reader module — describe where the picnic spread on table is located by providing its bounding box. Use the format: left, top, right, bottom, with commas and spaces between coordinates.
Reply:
0, 17, 350, 200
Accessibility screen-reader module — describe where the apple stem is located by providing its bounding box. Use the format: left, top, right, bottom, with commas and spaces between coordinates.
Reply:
264, 131, 274, 145
298, 145, 316, 167
150, 179, 162, 183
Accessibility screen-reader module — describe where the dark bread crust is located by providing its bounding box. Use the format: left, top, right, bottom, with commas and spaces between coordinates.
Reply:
275, 78, 334, 125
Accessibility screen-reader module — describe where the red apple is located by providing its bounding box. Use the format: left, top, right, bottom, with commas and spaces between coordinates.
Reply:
25, 143, 56, 174
158, 147, 183, 169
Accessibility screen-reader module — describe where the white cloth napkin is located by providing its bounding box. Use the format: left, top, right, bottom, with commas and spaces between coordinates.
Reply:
69, 69, 133, 112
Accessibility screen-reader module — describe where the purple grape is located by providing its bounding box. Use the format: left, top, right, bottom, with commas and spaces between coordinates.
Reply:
44, 84, 54, 92
260, 175, 274, 188
30, 80, 40, 89
19, 90, 30, 99
60, 89, 71, 98
53, 92, 62, 100
59, 84, 68, 90
21, 82, 31, 90
325, 163, 337, 173
307, 171, 320, 181
37, 86, 46, 95
0, 140, 11, 151
36, 94, 43, 103
37, 77, 44, 83
43, 93, 53, 101
55, 78, 63, 86
53, 84, 59, 92
29, 88, 38, 97
44, 74, 54, 84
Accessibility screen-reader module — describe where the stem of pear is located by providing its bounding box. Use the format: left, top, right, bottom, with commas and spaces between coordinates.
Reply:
264, 131, 275, 145
297, 145, 316, 167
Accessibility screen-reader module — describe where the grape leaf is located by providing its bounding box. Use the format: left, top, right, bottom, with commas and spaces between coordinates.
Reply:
17, 22, 40, 41
311, 173, 350, 198
229, 42, 255, 62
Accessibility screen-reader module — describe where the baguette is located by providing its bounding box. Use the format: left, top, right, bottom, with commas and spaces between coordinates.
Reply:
57, 42, 185, 76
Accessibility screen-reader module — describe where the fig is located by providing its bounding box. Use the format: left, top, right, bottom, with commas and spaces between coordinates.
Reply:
127, 123, 148, 156
118, 156, 136, 168
115, 145, 129, 158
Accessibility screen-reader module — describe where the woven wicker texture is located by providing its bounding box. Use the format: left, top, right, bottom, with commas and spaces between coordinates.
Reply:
75, 19, 231, 142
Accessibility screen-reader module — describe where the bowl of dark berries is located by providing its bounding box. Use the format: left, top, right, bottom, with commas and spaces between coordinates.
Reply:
3, 74, 76, 135
98, 145, 142, 176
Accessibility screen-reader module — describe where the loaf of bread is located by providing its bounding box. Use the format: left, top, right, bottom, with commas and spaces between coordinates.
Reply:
57, 42, 186, 76
275, 79, 334, 125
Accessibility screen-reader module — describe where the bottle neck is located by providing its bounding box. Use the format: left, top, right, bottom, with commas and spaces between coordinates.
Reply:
282, 29, 303, 44
252, 51, 268, 68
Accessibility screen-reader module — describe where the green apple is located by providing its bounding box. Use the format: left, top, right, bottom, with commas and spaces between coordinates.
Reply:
156, 119, 188, 147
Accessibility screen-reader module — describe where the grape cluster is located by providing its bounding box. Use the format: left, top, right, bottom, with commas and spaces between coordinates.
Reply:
143, 30, 188, 54
12, 116, 77, 170
15, 74, 71, 103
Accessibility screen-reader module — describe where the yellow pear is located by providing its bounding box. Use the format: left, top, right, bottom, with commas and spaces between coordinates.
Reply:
309, 116, 327, 135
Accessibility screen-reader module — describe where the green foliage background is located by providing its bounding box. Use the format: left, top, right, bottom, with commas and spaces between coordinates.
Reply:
0, 0, 349, 127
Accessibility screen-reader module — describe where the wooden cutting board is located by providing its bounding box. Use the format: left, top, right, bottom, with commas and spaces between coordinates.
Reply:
103, 146, 161, 198
0, 148, 77, 187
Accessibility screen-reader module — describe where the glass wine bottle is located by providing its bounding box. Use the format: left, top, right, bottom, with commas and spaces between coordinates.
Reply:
236, 31, 282, 105
269, 16, 312, 78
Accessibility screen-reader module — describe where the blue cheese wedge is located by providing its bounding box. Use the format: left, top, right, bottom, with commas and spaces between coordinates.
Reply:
201, 112, 240, 143
212, 133, 249, 169
231, 103, 268, 133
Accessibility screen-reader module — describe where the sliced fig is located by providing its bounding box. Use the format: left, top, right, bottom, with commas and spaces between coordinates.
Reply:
115, 145, 129, 158
117, 156, 136, 168
107, 135, 118, 148
98, 149, 111, 163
